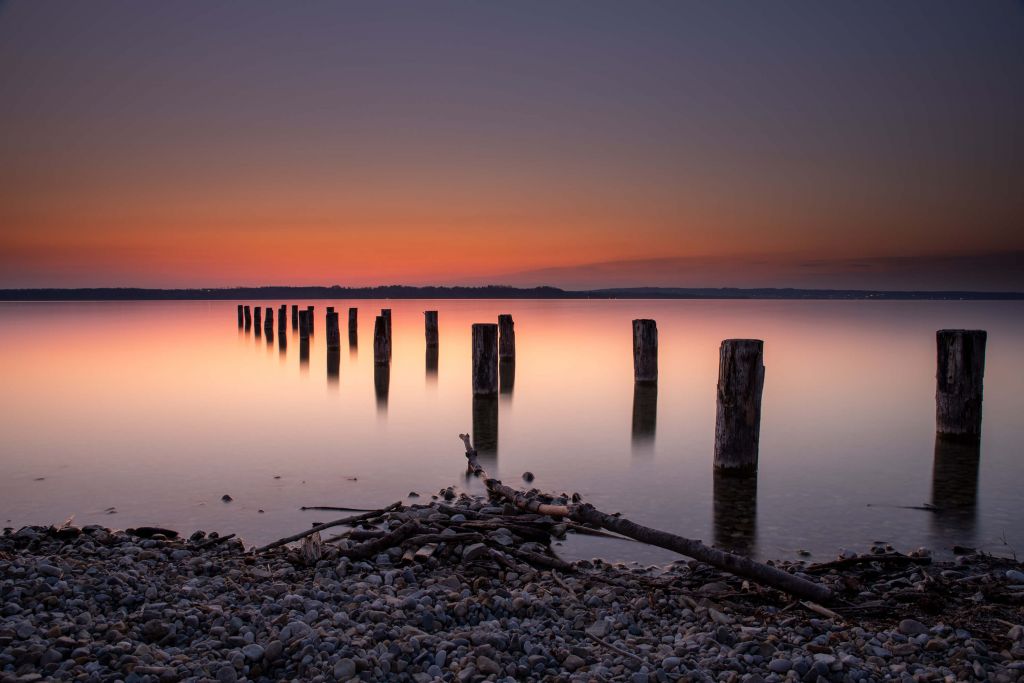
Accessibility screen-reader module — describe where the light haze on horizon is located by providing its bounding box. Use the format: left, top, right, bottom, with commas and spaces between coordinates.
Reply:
1, 1, 1022, 289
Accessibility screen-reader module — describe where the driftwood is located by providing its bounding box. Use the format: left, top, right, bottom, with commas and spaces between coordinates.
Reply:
340, 520, 420, 561
300, 532, 323, 566
805, 553, 931, 573
458, 434, 835, 605
196, 533, 236, 550
254, 502, 402, 553
299, 506, 377, 512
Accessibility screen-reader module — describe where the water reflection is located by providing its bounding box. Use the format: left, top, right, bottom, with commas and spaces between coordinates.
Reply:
426, 346, 438, 382
327, 348, 340, 384
930, 435, 980, 543
713, 471, 758, 556
631, 383, 657, 451
472, 395, 499, 457
499, 359, 515, 398
299, 338, 310, 367
278, 330, 286, 355
349, 330, 358, 357
374, 363, 390, 412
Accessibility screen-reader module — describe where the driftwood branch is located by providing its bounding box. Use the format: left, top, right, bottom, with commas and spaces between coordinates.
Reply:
254, 502, 402, 554
458, 434, 835, 605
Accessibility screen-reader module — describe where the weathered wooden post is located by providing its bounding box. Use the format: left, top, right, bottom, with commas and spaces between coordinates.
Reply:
381, 309, 392, 358
299, 310, 310, 340
291, 304, 298, 330
326, 310, 340, 348
327, 347, 340, 382
632, 319, 658, 383
713, 340, 765, 472
348, 307, 358, 336
244, 305, 252, 330
299, 337, 309, 365
936, 330, 986, 439
254, 307, 262, 338
498, 314, 515, 360
327, 306, 335, 314
237, 304, 243, 327
631, 383, 657, 445
426, 346, 439, 379
373, 315, 390, 365
424, 311, 439, 347
306, 306, 314, 334
472, 323, 499, 395
278, 305, 286, 336
264, 307, 274, 339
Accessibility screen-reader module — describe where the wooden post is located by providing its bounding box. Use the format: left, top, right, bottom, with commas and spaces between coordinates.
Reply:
632, 319, 657, 383
373, 315, 390, 365
327, 306, 335, 314
348, 307, 358, 336
327, 347, 340, 382
237, 304, 243, 327
714, 339, 765, 472
374, 363, 390, 410
299, 310, 310, 340
426, 346, 439, 379
936, 330, 986, 439
278, 305, 286, 336
498, 314, 515, 360
299, 337, 309, 365
472, 323, 499, 395
326, 310, 340, 348
291, 305, 298, 330
254, 307, 262, 338
306, 306, 314, 334
381, 309, 392, 358
264, 307, 274, 338
244, 305, 252, 330
424, 311, 439, 347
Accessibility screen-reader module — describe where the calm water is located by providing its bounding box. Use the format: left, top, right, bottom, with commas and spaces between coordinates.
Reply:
1, 299, 1022, 565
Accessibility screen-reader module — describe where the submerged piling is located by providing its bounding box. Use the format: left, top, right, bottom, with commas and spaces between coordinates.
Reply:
348, 307, 358, 336
299, 310, 310, 340
306, 306, 314, 335
264, 307, 274, 338
244, 305, 252, 330
291, 305, 298, 330
254, 307, 262, 338
237, 304, 243, 327
373, 315, 390, 365
278, 305, 286, 336
498, 314, 515, 360
424, 311, 439, 347
326, 310, 340, 349
472, 323, 499, 395
936, 330, 986, 439
713, 339, 765, 472
632, 319, 658, 383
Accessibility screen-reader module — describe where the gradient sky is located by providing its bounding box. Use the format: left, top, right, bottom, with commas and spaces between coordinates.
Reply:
1, 1, 1022, 289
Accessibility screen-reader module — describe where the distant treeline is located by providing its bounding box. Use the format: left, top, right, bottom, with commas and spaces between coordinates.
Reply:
1, 285, 1022, 301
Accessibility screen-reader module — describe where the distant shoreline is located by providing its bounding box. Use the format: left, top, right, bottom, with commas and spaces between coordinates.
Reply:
1, 285, 1023, 301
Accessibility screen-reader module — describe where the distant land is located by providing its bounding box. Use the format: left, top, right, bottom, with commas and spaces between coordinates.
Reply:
1, 286, 1023, 301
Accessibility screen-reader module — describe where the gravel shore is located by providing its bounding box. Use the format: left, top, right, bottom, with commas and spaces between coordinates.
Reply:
2, 498, 1023, 682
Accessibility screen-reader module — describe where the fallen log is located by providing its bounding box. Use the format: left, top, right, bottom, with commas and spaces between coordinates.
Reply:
805, 552, 931, 573
341, 520, 420, 561
458, 434, 835, 605
254, 502, 402, 553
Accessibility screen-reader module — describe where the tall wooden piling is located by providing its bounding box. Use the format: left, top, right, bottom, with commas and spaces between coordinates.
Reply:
632, 319, 658, 383
237, 304, 243, 327
713, 339, 765, 472
472, 323, 499, 395
254, 307, 262, 337
424, 311, 439, 347
326, 310, 340, 348
348, 307, 358, 336
244, 305, 252, 330
498, 314, 515, 360
381, 309, 392, 357
291, 305, 298, 330
936, 330, 986, 439
264, 307, 274, 338
306, 306, 314, 334
278, 305, 286, 335
299, 310, 310, 340
373, 315, 390, 365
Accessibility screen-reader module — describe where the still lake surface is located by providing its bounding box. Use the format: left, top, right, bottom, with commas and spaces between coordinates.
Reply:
1, 299, 1022, 565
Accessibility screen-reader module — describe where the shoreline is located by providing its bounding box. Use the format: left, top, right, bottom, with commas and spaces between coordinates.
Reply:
2, 498, 1022, 682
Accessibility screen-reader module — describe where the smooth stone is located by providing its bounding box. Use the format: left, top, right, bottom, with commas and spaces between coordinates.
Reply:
768, 659, 792, 673
898, 619, 929, 636
334, 658, 356, 679
242, 643, 264, 661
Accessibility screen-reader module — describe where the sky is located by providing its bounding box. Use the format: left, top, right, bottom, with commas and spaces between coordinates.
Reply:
1, 1, 1022, 290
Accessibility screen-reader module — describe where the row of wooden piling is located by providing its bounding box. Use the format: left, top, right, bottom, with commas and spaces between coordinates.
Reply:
238, 305, 987, 471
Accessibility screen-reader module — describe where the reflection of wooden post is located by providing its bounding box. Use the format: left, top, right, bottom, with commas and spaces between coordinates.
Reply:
424, 311, 439, 347
254, 307, 262, 338
631, 383, 657, 445
306, 306, 314, 334
244, 305, 252, 329
291, 305, 298, 330
299, 310, 310, 340
348, 307, 358, 336
498, 314, 515, 360
373, 315, 390, 365
714, 340, 765, 472
264, 307, 274, 338
632, 319, 657, 383
713, 471, 757, 556
327, 348, 340, 382
931, 435, 980, 537
426, 346, 438, 379
472, 323, 499, 395
936, 330, 986, 439
237, 304, 243, 327
499, 359, 515, 396
326, 311, 340, 348
278, 305, 286, 336
473, 395, 498, 456
374, 363, 390, 410
299, 337, 309, 365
